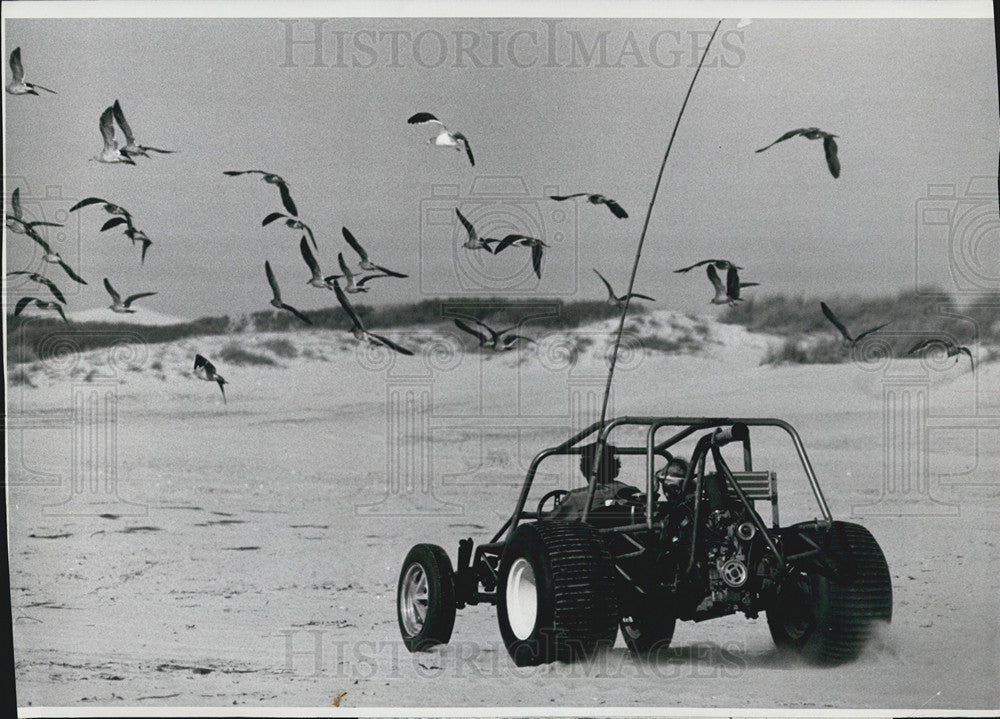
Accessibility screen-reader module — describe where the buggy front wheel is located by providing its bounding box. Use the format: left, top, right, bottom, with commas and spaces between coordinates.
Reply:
397, 544, 457, 652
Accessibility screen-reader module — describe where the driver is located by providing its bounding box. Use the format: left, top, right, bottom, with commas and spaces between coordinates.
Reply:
545, 442, 642, 521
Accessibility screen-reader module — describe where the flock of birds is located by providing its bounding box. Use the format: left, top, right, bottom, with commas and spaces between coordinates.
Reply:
5, 42, 976, 404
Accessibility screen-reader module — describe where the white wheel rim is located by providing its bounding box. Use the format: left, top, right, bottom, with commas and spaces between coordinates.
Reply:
400, 564, 428, 637
506, 557, 538, 640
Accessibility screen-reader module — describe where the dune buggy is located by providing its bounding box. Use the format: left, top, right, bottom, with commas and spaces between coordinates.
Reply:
397, 416, 892, 666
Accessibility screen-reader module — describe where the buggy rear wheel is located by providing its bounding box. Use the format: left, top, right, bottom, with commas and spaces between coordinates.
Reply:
397, 544, 457, 652
767, 521, 892, 665
496, 521, 619, 667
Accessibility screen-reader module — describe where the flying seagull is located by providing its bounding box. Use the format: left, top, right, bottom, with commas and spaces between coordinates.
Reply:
14, 296, 67, 322
593, 269, 655, 307
333, 279, 413, 355
706, 264, 757, 305
112, 100, 176, 157
193, 354, 228, 403
7, 271, 66, 304
408, 112, 475, 166
21, 229, 87, 284
7, 188, 64, 236
454, 208, 500, 252
906, 338, 974, 371
549, 193, 628, 219
103, 277, 156, 314
6, 47, 56, 95
299, 236, 334, 289
76, 200, 153, 265
673, 259, 743, 274
820, 302, 891, 347
452, 316, 534, 352
756, 127, 840, 178
265, 260, 312, 324
262, 212, 317, 251
492, 234, 547, 279
91, 106, 136, 165
224, 170, 297, 216
325, 252, 397, 294
341, 227, 408, 277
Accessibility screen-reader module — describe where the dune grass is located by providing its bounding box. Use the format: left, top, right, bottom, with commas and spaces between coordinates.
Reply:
720, 288, 1000, 365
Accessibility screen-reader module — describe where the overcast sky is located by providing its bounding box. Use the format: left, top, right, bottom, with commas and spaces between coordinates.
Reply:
4, 11, 997, 320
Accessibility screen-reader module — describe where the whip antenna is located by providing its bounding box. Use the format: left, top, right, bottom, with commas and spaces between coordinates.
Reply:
597, 19, 724, 429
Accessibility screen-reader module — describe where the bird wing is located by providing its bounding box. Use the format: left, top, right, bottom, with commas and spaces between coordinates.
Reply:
371, 264, 408, 279
101, 217, 129, 231
277, 182, 297, 215
37, 275, 66, 304
820, 302, 853, 341
302, 223, 318, 252
706, 264, 726, 293
333, 279, 363, 330
548, 194, 587, 201
122, 291, 156, 308
58, 261, 86, 285
823, 136, 841, 178
111, 100, 137, 145
454, 133, 475, 166
14, 296, 36, 316
223, 170, 262, 176
455, 208, 476, 243
356, 273, 392, 288
262, 212, 286, 227
69, 197, 111, 212
624, 292, 656, 302
906, 338, 941, 355
10, 187, 22, 219
593, 269, 616, 300
674, 259, 716, 273
531, 243, 544, 279
300, 236, 322, 279
853, 321, 892, 342
140, 146, 175, 154
337, 252, 356, 284
265, 260, 282, 302
755, 128, 807, 153
492, 236, 517, 255
99, 107, 116, 149
9, 47, 24, 83
603, 198, 628, 219
725, 266, 743, 298
51, 302, 68, 322
342, 227, 369, 263
454, 319, 490, 344
103, 277, 121, 303
194, 353, 210, 371
503, 334, 535, 346
216, 378, 227, 403
281, 302, 313, 325
368, 332, 415, 356
139, 237, 152, 265
407, 112, 442, 125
